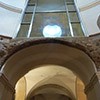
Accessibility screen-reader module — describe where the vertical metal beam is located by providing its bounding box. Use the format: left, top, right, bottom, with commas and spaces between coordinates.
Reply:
64, 0, 74, 37
74, 0, 88, 36
14, 0, 29, 38
27, 3, 37, 38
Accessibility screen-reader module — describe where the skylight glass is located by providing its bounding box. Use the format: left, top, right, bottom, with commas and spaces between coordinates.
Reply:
43, 25, 62, 37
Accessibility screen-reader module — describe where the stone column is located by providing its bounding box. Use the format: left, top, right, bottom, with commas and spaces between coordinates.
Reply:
0, 72, 15, 100
85, 71, 100, 100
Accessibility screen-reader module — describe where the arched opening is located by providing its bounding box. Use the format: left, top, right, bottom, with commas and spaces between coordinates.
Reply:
15, 65, 87, 100
27, 84, 73, 100
2, 43, 96, 85
0, 40, 98, 100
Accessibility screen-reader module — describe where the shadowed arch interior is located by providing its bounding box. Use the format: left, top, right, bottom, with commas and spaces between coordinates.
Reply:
26, 84, 74, 100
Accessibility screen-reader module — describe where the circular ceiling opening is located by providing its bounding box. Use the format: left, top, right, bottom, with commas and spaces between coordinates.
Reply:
43, 25, 62, 37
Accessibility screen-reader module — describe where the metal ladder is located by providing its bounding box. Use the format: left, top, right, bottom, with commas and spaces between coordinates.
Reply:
64, 0, 84, 36
17, 0, 37, 38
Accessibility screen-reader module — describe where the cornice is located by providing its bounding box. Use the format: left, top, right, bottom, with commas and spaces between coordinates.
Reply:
79, 0, 100, 12
0, 1, 22, 13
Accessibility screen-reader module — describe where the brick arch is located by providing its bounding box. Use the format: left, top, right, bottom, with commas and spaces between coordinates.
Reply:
1, 38, 99, 69
0, 38, 99, 100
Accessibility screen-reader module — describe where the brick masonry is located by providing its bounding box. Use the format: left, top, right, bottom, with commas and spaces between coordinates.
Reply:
0, 36, 100, 70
